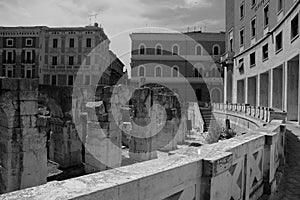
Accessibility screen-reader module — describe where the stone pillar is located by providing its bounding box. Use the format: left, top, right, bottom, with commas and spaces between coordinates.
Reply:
245, 77, 248, 104
257, 74, 260, 107
84, 86, 122, 173
224, 65, 228, 104
0, 78, 47, 194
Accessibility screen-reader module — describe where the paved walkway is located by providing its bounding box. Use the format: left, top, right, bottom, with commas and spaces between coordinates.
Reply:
271, 123, 300, 200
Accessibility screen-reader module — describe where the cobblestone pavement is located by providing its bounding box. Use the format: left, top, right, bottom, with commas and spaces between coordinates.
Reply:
271, 123, 300, 200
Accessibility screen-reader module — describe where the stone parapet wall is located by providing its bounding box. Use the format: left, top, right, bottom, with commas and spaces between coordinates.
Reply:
0, 118, 285, 200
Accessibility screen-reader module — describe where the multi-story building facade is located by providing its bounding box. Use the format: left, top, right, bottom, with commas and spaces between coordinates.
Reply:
0, 26, 43, 79
222, 0, 300, 122
0, 24, 126, 87
130, 31, 225, 104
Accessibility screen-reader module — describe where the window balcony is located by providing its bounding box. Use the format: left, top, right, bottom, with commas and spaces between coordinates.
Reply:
22, 60, 35, 64
3, 59, 16, 64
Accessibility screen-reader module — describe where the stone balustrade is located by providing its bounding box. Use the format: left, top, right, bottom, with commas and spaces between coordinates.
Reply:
0, 119, 286, 200
212, 103, 287, 124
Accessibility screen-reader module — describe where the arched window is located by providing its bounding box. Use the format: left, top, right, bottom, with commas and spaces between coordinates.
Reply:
172, 44, 179, 55
139, 66, 145, 77
194, 67, 203, 77
155, 44, 163, 55
212, 44, 220, 56
155, 65, 162, 77
195, 45, 202, 55
172, 66, 179, 77
139, 44, 146, 55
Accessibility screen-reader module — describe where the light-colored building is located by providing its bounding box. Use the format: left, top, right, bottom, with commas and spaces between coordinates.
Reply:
130, 31, 225, 104
222, 0, 300, 122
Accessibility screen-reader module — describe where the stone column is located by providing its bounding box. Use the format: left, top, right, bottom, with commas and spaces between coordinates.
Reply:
0, 78, 47, 194
223, 65, 228, 104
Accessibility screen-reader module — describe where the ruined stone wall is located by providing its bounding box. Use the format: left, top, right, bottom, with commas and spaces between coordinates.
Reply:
0, 78, 47, 194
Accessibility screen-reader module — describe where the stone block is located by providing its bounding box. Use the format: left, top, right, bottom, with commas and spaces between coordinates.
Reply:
19, 101, 38, 116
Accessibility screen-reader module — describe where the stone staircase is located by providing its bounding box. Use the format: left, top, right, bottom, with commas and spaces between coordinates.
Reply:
199, 107, 217, 132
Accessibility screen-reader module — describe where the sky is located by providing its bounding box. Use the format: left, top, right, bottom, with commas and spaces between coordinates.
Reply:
0, 0, 225, 71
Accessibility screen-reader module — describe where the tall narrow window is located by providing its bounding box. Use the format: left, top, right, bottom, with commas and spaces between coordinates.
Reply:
291, 14, 299, 40
52, 56, 57, 65
229, 38, 233, 51
86, 56, 91, 65
250, 52, 256, 67
262, 43, 269, 61
278, 0, 283, 13
85, 75, 90, 85
240, 2, 244, 19
69, 38, 75, 48
139, 66, 145, 77
276, 32, 283, 52
240, 29, 244, 46
51, 75, 57, 85
53, 38, 58, 48
155, 66, 162, 77
86, 38, 92, 48
68, 75, 74, 86
139, 44, 146, 55
172, 45, 179, 55
156, 45, 162, 55
264, 5, 269, 27
251, 18, 256, 38
69, 56, 74, 65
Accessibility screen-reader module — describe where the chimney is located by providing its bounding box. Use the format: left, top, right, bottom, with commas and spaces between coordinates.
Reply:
94, 23, 99, 27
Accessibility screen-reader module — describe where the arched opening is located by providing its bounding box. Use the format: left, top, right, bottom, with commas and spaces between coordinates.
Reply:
139, 44, 146, 55
155, 65, 162, 77
172, 44, 179, 55
213, 44, 220, 56
195, 45, 202, 55
139, 66, 145, 77
155, 44, 163, 55
172, 66, 179, 77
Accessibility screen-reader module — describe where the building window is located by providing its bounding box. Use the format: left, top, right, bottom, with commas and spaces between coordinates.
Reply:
86, 56, 91, 65
172, 66, 179, 77
52, 56, 58, 65
250, 52, 256, 67
51, 75, 57, 85
240, 2, 244, 19
85, 75, 90, 85
68, 75, 74, 86
278, 0, 283, 13
7, 51, 13, 63
251, 18, 256, 38
238, 58, 244, 74
172, 44, 179, 55
139, 66, 145, 77
194, 68, 203, 77
69, 38, 75, 48
275, 32, 283, 53
262, 43, 268, 61
264, 5, 269, 28
139, 44, 146, 55
26, 51, 32, 63
86, 38, 92, 48
6, 39, 13, 47
212, 45, 220, 56
196, 45, 202, 55
291, 14, 299, 40
69, 56, 74, 65
229, 38, 233, 51
156, 44, 162, 55
252, 0, 256, 7
53, 38, 58, 48
26, 38, 33, 47
155, 66, 162, 77
240, 29, 244, 46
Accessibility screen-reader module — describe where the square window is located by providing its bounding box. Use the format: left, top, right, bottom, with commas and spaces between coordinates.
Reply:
291, 14, 299, 40
250, 52, 256, 67
6, 39, 13, 46
26, 38, 33, 46
276, 32, 283, 52
262, 43, 269, 60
